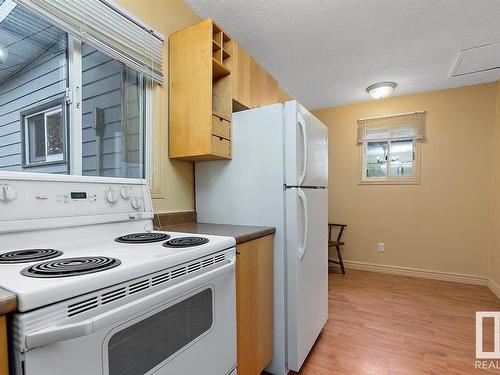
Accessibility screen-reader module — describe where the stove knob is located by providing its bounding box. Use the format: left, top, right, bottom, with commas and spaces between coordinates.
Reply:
105, 190, 119, 204
0, 185, 16, 202
121, 187, 130, 200
131, 197, 142, 210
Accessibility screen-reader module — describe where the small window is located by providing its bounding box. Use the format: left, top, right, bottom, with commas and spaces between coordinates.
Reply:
358, 112, 425, 184
364, 137, 415, 179
24, 105, 65, 166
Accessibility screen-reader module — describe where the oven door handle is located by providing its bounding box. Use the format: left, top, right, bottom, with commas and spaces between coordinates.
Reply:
25, 257, 235, 350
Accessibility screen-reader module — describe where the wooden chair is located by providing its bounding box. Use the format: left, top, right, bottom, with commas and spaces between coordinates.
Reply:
328, 223, 347, 274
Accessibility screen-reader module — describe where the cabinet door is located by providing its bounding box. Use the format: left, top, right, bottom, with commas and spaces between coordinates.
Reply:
232, 43, 280, 110
232, 41, 252, 109
249, 57, 262, 109
0, 316, 7, 375
258, 70, 279, 107
169, 20, 213, 159
236, 235, 274, 375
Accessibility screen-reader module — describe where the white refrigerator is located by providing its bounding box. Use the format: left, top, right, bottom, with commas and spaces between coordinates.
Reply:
195, 100, 328, 374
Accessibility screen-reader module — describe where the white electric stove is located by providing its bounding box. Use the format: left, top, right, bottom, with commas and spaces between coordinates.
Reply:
0, 171, 237, 375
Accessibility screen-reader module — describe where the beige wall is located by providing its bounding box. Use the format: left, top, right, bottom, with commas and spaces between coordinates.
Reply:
313, 83, 498, 277
489, 82, 500, 285
115, 0, 201, 214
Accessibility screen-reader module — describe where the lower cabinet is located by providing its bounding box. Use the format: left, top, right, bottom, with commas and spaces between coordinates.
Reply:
236, 235, 274, 375
0, 316, 8, 375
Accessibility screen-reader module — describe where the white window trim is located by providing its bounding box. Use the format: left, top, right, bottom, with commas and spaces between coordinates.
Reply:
68, 35, 83, 175
44, 108, 64, 162
24, 105, 64, 166
359, 137, 421, 185
144, 81, 153, 186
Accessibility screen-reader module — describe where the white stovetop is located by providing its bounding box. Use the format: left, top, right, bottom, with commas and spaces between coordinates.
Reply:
0, 222, 235, 312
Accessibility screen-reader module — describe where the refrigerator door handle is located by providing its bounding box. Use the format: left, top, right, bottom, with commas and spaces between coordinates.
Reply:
298, 188, 308, 260
298, 113, 307, 185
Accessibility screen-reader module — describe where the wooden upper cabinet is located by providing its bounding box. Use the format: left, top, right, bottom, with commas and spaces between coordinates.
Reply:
169, 20, 284, 161
169, 19, 232, 161
258, 65, 279, 107
232, 41, 279, 111
232, 41, 253, 110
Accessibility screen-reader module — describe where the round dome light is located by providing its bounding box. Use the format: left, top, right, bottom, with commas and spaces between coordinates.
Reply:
366, 82, 397, 99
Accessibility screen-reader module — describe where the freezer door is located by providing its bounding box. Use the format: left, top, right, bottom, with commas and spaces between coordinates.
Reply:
284, 101, 328, 187
285, 187, 328, 372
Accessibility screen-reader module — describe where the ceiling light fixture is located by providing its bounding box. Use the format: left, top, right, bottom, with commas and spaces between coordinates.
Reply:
366, 82, 397, 99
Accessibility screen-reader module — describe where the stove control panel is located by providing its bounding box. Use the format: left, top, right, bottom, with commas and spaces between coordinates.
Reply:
0, 184, 16, 202
0, 172, 152, 225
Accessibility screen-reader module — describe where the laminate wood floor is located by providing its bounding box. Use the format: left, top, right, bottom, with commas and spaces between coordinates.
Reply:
293, 269, 500, 375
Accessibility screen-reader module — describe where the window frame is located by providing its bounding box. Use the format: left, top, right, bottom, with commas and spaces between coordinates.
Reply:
360, 136, 421, 185
21, 97, 68, 169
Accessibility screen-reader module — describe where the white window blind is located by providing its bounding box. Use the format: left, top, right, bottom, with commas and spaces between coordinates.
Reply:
14, 0, 165, 83
357, 111, 425, 143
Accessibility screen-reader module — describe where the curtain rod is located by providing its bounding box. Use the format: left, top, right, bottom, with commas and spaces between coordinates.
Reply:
358, 111, 426, 122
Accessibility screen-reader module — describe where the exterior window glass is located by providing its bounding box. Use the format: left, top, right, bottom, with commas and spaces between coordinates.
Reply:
389, 139, 414, 177
0, 1, 68, 173
365, 141, 388, 178
81, 43, 146, 178
28, 114, 45, 163
363, 137, 418, 183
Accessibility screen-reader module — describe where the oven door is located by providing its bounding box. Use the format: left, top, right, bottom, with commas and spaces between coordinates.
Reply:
22, 256, 236, 375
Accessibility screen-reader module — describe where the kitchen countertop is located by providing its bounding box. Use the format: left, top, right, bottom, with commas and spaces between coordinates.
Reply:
0, 288, 17, 315
164, 223, 276, 245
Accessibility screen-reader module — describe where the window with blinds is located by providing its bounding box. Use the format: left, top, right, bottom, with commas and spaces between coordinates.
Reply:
15, 0, 164, 83
0, 0, 163, 179
357, 112, 425, 183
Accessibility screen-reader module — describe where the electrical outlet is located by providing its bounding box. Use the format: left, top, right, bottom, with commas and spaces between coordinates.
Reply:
377, 243, 385, 252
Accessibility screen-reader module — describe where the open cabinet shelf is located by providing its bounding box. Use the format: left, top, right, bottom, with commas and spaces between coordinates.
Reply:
213, 58, 231, 78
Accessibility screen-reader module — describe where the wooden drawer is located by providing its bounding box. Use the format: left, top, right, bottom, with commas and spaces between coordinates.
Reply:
212, 115, 231, 139
212, 135, 231, 157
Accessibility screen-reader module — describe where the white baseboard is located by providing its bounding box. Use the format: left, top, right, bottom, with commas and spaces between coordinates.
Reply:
487, 278, 500, 299
343, 260, 488, 286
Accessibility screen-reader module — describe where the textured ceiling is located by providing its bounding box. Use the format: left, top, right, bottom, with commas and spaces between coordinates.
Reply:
184, 0, 500, 109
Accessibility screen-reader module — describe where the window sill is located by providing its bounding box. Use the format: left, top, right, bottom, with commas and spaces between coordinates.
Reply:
22, 160, 67, 169
359, 178, 420, 186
